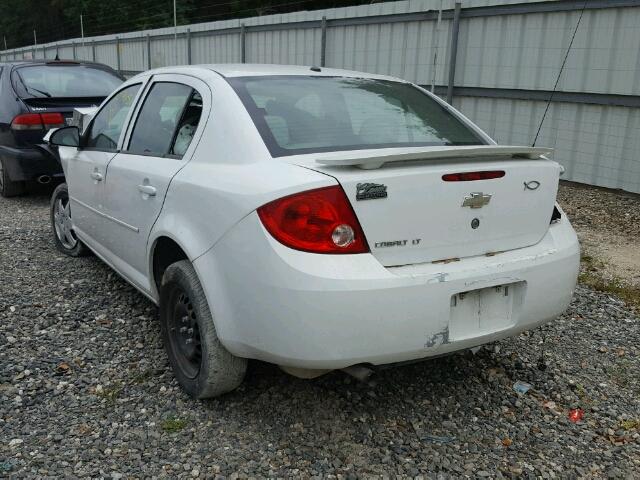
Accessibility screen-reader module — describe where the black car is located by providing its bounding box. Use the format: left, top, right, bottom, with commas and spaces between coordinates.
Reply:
0, 60, 123, 197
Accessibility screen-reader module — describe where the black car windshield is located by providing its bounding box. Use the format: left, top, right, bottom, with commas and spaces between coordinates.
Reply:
229, 76, 484, 157
13, 65, 122, 98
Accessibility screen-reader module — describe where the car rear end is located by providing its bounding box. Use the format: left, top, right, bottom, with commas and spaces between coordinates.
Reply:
195, 72, 580, 371
0, 61, 122, 195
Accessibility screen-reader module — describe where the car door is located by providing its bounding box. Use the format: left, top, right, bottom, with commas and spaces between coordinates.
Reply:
98, 74, 209, 291
66, 82, 144, 245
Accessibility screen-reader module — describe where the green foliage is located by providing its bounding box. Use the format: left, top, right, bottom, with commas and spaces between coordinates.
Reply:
579, 253, 640, 310
0, 0, 378, 50
95, 382, 124, 405
161, 416, 188, 433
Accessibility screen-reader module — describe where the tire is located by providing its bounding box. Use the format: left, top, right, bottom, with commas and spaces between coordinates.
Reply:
50, 183, 90, 257
159, 260, 247, 398
0, 158, 26, 198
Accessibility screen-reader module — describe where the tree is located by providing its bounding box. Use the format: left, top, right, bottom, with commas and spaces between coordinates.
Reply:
1, 0, 381, 50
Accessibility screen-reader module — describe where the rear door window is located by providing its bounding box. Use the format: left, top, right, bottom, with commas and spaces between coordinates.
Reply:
12, 64, 122, 98
171, 92, 203, 157
127, 82, 202, 158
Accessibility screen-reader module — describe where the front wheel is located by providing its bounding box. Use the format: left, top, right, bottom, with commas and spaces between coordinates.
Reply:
50, 183, 90, 257
159, 260, 247, 398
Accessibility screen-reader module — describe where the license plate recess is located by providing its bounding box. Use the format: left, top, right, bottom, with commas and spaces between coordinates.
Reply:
449, 282, 525, 341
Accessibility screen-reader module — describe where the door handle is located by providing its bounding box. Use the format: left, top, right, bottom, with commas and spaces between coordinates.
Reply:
90, 171, 103, 181
137, 184, 157, 196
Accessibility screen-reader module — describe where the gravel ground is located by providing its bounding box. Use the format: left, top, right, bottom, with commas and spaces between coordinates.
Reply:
1, 186, 639, 479
558, 182, 640, 292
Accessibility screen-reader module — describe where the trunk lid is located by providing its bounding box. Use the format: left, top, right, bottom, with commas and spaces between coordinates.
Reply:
22, 96, 105, 123
14, 97, 105, 147
289, 146, 561, 267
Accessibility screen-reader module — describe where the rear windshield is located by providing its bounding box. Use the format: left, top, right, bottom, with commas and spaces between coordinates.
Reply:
12, 65, 122, 98
229, 76, 484, 157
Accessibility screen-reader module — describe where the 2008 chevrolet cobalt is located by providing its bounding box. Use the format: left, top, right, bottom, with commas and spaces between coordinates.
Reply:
47, 64, 579, 398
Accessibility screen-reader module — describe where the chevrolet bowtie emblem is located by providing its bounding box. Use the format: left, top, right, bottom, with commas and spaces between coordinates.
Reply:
462, 192, 492, 209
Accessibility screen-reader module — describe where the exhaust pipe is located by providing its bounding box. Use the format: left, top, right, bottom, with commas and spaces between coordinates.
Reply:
37, 175, 51, 185
342, 364, 375, 383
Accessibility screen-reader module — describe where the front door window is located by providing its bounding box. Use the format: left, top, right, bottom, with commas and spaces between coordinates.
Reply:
86, 84, 141, 151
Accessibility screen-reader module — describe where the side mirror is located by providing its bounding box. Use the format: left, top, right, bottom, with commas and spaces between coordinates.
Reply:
49, 126, 80, 147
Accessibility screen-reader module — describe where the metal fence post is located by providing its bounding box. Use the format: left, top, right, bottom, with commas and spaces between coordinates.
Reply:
91, 40, 96, 61
116, 36, 121, 73
320, 16, 327, 67
446, 2, 462, 104
240, 23, 246, 63
186, 29, 191, 65
55, 43, 59, 60
72, 41, 76, 60
146, 34, 151, 69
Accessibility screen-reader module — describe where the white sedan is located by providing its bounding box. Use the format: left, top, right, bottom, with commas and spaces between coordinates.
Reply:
47, 64, 580, 398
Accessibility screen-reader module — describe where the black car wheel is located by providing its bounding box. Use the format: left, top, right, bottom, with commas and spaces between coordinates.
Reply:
50, 183, 90, 257
160, 260, 247, 398
0, 158, 25, 198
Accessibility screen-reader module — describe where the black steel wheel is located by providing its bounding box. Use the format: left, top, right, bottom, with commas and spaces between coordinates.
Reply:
166, 288, 203, 379
159, 260, 247, 398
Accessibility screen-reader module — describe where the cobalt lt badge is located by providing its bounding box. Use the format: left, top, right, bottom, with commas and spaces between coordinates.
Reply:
356, 182, 387, 201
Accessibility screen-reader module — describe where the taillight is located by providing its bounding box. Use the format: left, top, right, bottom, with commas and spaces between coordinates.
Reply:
442, 170, 505, 182
11, 113, 44, 130
11, 113, 65, 130
40, 113, 65, 129
257, 185, 369, 254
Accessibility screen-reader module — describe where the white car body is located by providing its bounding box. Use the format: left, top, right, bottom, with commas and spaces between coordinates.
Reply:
54, 64, 580, 374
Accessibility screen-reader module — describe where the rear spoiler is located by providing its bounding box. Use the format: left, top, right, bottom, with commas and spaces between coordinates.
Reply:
315, 145, 553, 170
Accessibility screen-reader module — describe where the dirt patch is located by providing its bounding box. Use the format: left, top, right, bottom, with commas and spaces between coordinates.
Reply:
580, 232, 640, 286
558, 181, 640, 309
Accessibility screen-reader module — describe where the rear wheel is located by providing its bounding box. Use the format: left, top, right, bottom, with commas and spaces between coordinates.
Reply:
0, 158, 26, 198
160, 260, 247, 398
50, 183, 90, 257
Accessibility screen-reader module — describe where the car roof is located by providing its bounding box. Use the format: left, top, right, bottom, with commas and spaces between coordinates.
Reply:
143, 63, 408, 83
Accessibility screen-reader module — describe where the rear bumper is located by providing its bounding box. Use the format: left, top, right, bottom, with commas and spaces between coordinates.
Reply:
0, 145, 62, 182
194, 212, 580, 370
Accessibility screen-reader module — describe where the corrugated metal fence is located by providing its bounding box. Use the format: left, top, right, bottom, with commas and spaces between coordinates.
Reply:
2, 0, 639, 193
